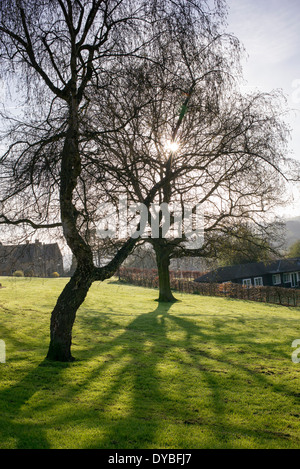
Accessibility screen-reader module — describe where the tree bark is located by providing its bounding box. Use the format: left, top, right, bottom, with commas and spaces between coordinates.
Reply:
46, 265, 94, 362
154, 242, 177, 303
47, 236, 139, 361
46, 74, 95, 360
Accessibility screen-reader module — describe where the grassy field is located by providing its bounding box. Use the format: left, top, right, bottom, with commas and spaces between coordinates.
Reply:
0, 276, 299, 449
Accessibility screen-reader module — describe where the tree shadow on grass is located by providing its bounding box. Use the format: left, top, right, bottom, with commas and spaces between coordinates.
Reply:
72, 302, 176, 448
0, 303, 174, 449
0, 300, 299, 449
0, 359, 73, 448
69, 301, 300, 448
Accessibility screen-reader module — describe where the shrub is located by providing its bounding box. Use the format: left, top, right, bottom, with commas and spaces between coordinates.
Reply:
51, 272, 60, 278
13, 270, 24, 277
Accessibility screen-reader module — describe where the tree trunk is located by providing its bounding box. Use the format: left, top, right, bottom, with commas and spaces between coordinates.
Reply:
154, 243, 177, 303
46, 266, 94, 362
46, 86, 95, 362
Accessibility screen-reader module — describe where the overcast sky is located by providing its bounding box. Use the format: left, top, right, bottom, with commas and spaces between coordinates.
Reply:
226, 0, 300, 217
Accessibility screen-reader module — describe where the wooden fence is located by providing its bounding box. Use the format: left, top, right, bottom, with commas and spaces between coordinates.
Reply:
117, 267, 300, 307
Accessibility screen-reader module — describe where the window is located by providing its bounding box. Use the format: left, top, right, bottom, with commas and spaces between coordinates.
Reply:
272, 274, 281, 285
283, 273, 291, 283
242, 278, 252, 287
254, 277, 263, 286
291, 273, 298, 288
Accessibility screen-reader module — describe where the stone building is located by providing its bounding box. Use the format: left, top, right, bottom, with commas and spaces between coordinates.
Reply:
0, 240, 64, 277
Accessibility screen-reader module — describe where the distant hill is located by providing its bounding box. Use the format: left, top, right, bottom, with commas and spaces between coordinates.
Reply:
285, 216, 300, 248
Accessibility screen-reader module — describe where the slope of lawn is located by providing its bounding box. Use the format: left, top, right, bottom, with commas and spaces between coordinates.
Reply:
0, 276, 299, 449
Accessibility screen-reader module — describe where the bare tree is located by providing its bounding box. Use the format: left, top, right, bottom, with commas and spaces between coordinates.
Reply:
0, 0, 224, 360
87, 7, 296, 302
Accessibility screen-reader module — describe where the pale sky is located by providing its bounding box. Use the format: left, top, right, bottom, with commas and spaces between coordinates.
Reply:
226, 0, 300, 217
1, 0, 299, 218
1, 2, 299, 160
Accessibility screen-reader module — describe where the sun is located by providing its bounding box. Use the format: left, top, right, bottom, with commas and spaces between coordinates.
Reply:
165, 140, 179, 153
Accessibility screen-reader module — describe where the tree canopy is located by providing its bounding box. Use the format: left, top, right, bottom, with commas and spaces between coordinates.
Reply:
85, 16, 293, 300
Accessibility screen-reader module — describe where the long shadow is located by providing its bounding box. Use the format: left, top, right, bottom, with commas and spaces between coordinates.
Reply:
76, 303, 300, 448
0, 302, 175, 449
0, 298, 299, 449
158, 310, 300, 447
74, 302, 175, 448
0, 359, 72, 448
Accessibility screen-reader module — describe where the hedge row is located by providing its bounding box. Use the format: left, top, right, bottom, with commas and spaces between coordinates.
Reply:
119, 267, 205, 281
118, 267, 300, 307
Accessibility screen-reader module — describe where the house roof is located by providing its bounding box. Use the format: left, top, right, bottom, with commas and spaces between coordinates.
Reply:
194, 258, 300, 283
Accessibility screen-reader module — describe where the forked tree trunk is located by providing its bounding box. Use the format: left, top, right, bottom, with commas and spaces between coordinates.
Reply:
154, 243, 177, 303
46, 237, 139, 362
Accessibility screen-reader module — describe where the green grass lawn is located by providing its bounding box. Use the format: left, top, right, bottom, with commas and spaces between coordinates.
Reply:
0, 276, 299, 449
